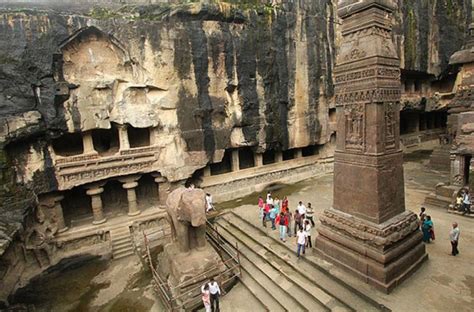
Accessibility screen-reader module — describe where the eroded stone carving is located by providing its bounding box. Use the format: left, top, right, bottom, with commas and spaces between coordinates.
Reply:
157, 187, 225, 302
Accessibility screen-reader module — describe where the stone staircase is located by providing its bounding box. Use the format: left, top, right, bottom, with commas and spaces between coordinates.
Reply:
110, 227, 134, 260
214, 212, 387, 312
429, 145, 451, 171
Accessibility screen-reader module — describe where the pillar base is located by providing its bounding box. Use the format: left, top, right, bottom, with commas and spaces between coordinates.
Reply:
57, 227, 69, 233
92, 218, 107, 225
128, 210, 141, 217
315, 208, 428, 293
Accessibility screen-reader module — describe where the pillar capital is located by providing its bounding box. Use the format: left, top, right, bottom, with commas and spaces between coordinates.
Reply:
118, 175, 141, 184
86, 187, 104, 196
122, 181, 138, 189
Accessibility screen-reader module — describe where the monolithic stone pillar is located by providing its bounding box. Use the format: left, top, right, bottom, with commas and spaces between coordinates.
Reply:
153, 175, 170, 204
52, 194, 68, 233
295, 148, 303, 158
315, 0, 427, 293
82, 131, 96, 154
203, 166, 211, 177
120, 176, 141, 216
86, 186, 106, 225
275, 151, 283, 162
231, 149, 240, 171
118, 124, 130, 150
254, 153, 263, 167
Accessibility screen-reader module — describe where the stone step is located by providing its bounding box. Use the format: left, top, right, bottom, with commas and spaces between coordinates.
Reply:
217, 217, 349, 312
424, 194, 451, 209
447, 210, 474, 218
221, 212, 385, 312
112, 239, 133, 249
239, 264, 286, 312
112, 235, 132, 244
214, 225, 308, 311
114, 249, 134, 259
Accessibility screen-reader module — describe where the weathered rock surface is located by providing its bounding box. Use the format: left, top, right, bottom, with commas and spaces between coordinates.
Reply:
0, 0, 471, 250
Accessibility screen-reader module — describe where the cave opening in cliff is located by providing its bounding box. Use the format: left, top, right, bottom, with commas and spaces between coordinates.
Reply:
102, 180, 128, 215
62, 187, 92, 227
329, 108, 336, 122
136, 174, 158, 209
400, 111, 419, 135
127, 126, 150, 148
52, 133, 84, 156
282, 149, 295, 161
210, 149, 232, 175
91, 125, 119, 156
238, 148, 255, 169
263, 150, 276, 165
302, 145, 318, 157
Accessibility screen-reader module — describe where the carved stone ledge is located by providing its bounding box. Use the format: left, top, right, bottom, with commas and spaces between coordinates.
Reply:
319, 208, 419, 249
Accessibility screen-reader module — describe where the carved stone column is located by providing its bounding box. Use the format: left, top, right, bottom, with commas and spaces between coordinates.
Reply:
203, 166, 211, 177
82, 131, 96, 154
295, 148, 303, 158
120, 176, 141, 216
231, 149, 240, 171
254, 153, 263, 167
152, 174, 170, 205
86, 186, 106, 225
52, 194, 68, 233
275, 151, 283, 162
450, 154, 464, 186
315, 0, 427, 293
117, 124, 130, 150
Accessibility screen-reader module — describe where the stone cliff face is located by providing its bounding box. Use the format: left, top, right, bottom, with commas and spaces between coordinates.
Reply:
0, 0, 471, 233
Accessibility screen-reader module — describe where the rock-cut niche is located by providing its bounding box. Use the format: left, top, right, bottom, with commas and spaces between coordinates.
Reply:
59, 26, 132, 84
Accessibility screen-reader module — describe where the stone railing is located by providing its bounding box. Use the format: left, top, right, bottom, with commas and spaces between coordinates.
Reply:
54, 146, 159, 190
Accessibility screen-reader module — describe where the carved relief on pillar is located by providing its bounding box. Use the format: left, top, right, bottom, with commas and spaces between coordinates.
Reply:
344, 103, 365, 152
385, 102, 396, 150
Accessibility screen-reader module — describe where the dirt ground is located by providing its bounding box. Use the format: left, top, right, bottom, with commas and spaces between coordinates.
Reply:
14, 151, 473, 311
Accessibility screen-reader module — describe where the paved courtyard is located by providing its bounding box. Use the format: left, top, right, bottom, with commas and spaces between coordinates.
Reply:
223, 151, 473, 311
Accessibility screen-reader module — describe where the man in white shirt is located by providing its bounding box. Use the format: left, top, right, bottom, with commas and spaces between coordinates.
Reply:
296, 226, 307, 258
450, 222, 460, 256
208, 278, 221, 311
297, 201, 306, 217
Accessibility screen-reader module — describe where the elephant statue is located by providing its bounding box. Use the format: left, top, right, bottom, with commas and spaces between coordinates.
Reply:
165, 187, 207, 254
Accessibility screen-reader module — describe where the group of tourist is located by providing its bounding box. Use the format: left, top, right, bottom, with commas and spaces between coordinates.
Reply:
419, 206, 461, 256
455, 188, 471, 215
201, 278, 221, 312
258, 192, 315, 257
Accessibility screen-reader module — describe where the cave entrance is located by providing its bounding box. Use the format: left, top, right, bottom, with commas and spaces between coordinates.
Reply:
210, 149, 232, 175
302, 145, 318, 157
128, 126, 150, 148
263, 150, 276, 165
52, 133, 84, 156
62, 187, 92, 227
91, 124, 119, 156
239, 148, 255, 169
282, 149, 295, 161
102, 180, 128, 216
136, 174, 159, 209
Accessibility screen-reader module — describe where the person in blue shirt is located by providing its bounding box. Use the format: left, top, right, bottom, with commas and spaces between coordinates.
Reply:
269, 205, 278, 230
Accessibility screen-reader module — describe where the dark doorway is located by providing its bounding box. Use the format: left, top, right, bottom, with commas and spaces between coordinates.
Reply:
62, 187, 92, 226
128, 126, 150, 148
91, 124, 119, 156
210, 149, 232, 175
52, 133, 84, 156
263, 150, 276, 165
239, 148, 255, 169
